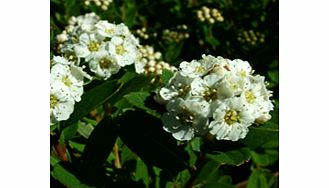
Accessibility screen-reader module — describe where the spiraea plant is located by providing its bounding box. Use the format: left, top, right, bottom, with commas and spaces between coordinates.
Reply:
51, 0, 278, 187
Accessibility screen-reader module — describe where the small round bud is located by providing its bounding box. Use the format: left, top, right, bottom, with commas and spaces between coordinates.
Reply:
148, 67, 155, 72
147, 60, 156, 67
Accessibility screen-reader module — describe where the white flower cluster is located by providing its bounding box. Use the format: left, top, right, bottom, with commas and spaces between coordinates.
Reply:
51, 13, 140, 125
135, 45, 176, 76
162, 25, 189, 43
237, 30, 265, 46
56, 13, 140, 80
84, 0, 113, 11
197, 6, 224, 24
50, 56, 89, 125
158, 55, 273, 141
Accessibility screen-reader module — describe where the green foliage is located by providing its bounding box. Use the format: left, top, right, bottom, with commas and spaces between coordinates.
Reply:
51, 0, 278, 187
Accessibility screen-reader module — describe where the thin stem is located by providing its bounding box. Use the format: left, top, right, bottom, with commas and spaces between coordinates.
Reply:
184, 152, 206, 188
113, 143, 122, 169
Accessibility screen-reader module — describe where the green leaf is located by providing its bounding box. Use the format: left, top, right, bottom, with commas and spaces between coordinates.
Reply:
121, 145, 137, 164
123, 0, 137, 27
251, 150, 279, 166
62, 80, 119, 128
117, 110, 189, 175
77, 121, 94, 139
81, 117, 118, 186
164, 43, 183, 63
206, 147, 251, 166
241, 122, 279, 150
108, 75, 152, 105
191, 137, 201, 152
161, 69, 174, 85
69, 141, 85, 153
59, 122, 79, 143
202, 25, 220, 47
247, 169, 268, 188
124, 91, 160, 118
118, 71, 137, 84
52, 163, 93, 188
113, 98, 135, 116
50, 155, 61, 167
135, 158, 149, 185
196, 160, 221, 185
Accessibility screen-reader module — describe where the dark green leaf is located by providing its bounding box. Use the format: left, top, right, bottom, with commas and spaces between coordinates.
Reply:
247, 170, 268, 188
241, 122, 279, 150
251, 150, 279, 166
206, 147, 251, 166
118, 71, 137, 84
196, 160, 221, 185
164, 43, 183, 63
161, 69, 174, 85
123, 0, 137, 27
117, 110, 189, 175
52, 163, 93, 188
69, 141, 85, 153
59, 122, 79, 143
124, 91, 160, 118
135, 159, 149, 185
81, 117, 118, 185
62, 80, 119, 128
108, 75, 152, 104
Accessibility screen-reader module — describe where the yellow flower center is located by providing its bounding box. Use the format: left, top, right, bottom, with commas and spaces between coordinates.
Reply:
105, 28, 114, 34
88, 41, 100, 52
203, 88, 217, 102
195, 66, 205, 73
245, 90, 256, 103
50, 95, 58, 109
62, 75, 72, 87
224, 109, 240, 125
240, 70, 247, 77
115, 45, 125, 55
99, 57, 115, 69
177, 85, 190, 97
176, 108, 195, 126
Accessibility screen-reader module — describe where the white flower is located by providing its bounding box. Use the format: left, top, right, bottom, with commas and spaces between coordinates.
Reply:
75, 13, 100, 33
74, 33, 105, 61
179, 60, 208, 78
107, 36, 138, 66
159, 72, 194, 102
242, 75, 274, 121
50, 83, 75, 124
229, 59, 252, 78
190, 73, 222, 99
162, 98, 210, 141
95, 20, 117, 39
50, 63, 84, 102
52, 56, 71, 65
216, 71, 250, 99
89, 49, 121, 80
208, 97, 255, 141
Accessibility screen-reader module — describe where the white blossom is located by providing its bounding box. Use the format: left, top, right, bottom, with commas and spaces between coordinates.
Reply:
50, 82, 75, 124
89, 49, 121, 79
107, 36, 139, 67
162, 98, 210, 141
50, 63, 84, 102
208, 97, 254, 141
156, 54, 274, 141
